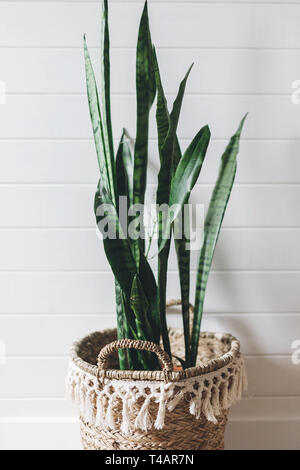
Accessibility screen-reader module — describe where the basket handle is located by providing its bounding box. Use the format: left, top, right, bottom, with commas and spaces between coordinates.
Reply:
97, 339, 173, 384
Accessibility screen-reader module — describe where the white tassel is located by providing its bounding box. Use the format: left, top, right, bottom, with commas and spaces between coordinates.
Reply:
211, 386, 221, 416
221, 381, 229, 409
74, 379, 81, 406
79, 382, 86, 416
95, 394, 105, 427
134, 397, 152, 431
105, 394, 117, 430
167, 391, 184, 412
128, 393, 136, 412
66, 352, 247, 433
189, 400, 197, 416
155, 400, 166, 430
190, 399, 203, 420
120, 395, 132, 435
229, 376, 236, 404
194, 384, 204, 419
203, 388, 217, 424
231, 369, 241, 403
66, 380, 75, 403
65, 369, 75, 402
154, 386, 167, 430
85, 389, 95, 424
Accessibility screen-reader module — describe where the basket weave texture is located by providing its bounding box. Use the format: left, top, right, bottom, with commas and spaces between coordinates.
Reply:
67, 326, 247, 450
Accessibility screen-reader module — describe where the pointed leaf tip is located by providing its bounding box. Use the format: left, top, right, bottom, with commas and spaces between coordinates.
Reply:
142, 0, 148, 15
236, 113, 248, 136
185, 63, 194, 79
241, 112, 248, 125
203, 124, 211, 135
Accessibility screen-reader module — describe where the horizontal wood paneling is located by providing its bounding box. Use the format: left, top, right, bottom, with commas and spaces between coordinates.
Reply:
1, 228, 300, 271
0, 0, 299, 450
1, 417, 299, 450
1, 95, 300, 140
2, 416, 299, 450
1, 3, 300, 48
2, 396, 299, 420
246, 356, 300, 396
1, 313, 299, 356
0, 355, 298, 398
0, 396, 299, 450
0, 399, 76, 418
0, 272, 299, 314
0, 357, 70, 398
2, 140, 300, 184
2, 48, 300, 95
229, 396, 300, 420
0, 421, 80, 450
0, 184, 299, 228
226, 419, 300, 450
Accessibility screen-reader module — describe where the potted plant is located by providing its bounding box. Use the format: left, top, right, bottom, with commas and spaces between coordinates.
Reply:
67, 0, 247, 450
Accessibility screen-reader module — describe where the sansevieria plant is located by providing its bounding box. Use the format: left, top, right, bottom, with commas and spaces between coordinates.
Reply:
85, 0, 246, 371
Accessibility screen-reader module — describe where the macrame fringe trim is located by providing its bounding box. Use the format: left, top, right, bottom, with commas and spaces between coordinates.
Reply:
66, 358, 247, 436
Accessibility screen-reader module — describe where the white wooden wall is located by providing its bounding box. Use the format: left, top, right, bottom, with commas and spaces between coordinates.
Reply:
0, 0, 300, 450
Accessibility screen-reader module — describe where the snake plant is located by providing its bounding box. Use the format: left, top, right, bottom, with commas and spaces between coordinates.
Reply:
86, 0, 246, 370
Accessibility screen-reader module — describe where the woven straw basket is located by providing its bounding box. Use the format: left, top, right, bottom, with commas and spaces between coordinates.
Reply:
67, 304, 247, 451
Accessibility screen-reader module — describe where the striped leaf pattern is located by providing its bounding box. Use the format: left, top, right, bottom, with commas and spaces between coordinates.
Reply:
101, 0, 115, 198
189, 115, 247, 367
94, 180, 137, 299
174, 216, 191, 365
154, 49, 193, 357
153, 48, 194, 364
159, 126, 211, 252
115, 280, 127, 369
152, 48, 172, 356
85, 0, 247, 372
133, 1, 156, 261
84, 37, 112, 199
116, 129, 133, 207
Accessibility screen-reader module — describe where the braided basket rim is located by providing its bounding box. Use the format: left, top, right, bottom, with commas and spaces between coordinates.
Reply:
70, 329, 241, 383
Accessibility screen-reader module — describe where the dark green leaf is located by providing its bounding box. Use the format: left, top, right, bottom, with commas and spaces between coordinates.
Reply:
121, 291, 140, 370
133, 1, 156, 262
173, 355, 186, 370
139, 253, 160, 345
94, 180, 136, 299
159, 125, 211, 251
84, 36, 114, 202
130, 275, 152, 343
174, 215, 191, 363
95, 180, 160, 360
116, 129, 133, 206
156, 63, 193, 208
152, 47, 169, 156
152, 47, 172, 355
114, 280, 127, 369
153, 48, 193, 356
101, 0, 115, 193
157, 245, 171, 356
189, 114, 247, 367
